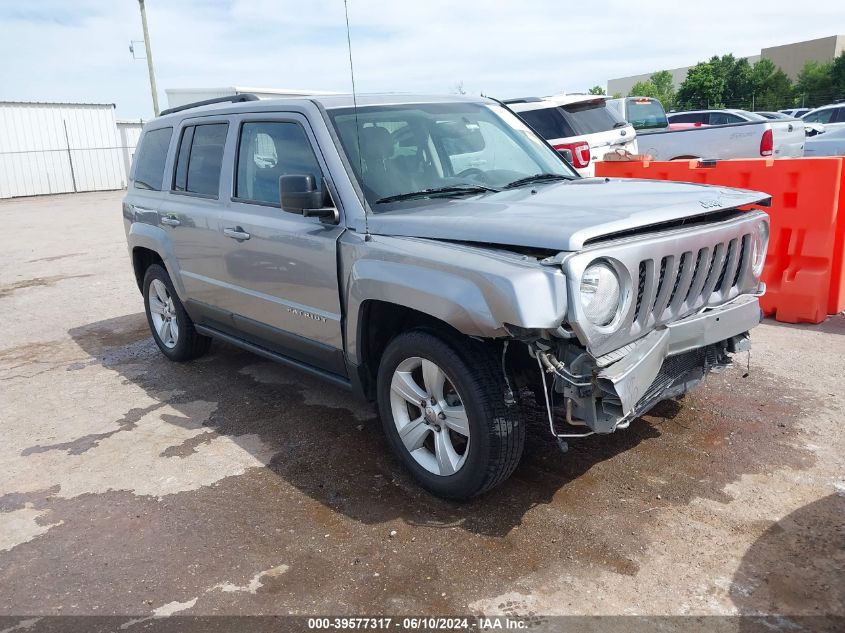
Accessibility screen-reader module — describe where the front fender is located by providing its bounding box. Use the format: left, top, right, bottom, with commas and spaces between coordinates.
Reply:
341, 234, 568, 363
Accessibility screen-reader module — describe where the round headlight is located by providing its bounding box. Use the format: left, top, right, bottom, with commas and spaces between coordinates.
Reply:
580, 262, 621, 326
751, 221, 769, 277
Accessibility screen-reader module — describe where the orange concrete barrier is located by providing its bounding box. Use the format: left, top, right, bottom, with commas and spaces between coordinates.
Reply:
595, 157, 844, 324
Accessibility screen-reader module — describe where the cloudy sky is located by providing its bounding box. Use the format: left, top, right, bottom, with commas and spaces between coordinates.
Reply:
1, 0, 843, 119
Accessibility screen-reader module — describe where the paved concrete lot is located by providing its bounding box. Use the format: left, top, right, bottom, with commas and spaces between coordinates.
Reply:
0, 192, 843, 623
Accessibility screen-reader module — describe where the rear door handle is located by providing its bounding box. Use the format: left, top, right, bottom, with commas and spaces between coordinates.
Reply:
224, 227, 251, 241
160, 216, 181, 227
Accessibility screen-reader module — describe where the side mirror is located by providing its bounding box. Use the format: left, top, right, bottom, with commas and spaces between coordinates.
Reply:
557, 148, 573, 163
279, 174, 337, 221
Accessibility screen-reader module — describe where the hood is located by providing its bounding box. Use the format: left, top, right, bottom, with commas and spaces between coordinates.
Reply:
365, 178, 769, 252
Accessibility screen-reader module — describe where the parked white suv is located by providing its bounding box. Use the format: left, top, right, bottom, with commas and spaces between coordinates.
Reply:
505, 95, 637, 176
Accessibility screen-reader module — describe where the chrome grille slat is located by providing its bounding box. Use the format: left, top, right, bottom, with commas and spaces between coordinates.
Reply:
636, 259, 659, 329
634, 261, 647, 322
718, 238, 741, 294
668, 251, 696, 314
651, 255, 679, 324
684, 247, 711, 306
732, 235, 750, 289
701, 242, 728, 298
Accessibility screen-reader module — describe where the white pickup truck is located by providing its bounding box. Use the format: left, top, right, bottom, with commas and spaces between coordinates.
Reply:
606, 97, 805, 161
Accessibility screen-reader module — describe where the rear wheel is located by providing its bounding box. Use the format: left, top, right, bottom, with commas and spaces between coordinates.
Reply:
376, 330, 524, 500
143, 264, 211, 361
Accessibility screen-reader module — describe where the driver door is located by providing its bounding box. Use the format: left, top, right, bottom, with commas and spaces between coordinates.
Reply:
215, 114, 347, 375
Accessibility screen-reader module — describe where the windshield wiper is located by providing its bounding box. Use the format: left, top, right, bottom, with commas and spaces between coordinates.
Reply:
504, 173, 573, 189
613, 121, 629, 128
375, 184, 501, 204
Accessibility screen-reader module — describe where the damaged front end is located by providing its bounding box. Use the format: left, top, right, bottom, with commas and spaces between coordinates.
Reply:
533, 300, 756, 436
526, 210, 769, 440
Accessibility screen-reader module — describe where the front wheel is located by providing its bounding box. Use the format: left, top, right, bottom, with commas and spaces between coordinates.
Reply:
143, 264, 211, 361
376, 330, 524, 500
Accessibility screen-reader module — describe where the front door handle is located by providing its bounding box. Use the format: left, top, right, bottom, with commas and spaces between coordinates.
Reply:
160, 216, 181, 227
224, 227, 251, 241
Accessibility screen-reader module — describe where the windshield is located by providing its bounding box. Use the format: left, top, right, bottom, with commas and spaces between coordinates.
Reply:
327, 102, 576, 208
626, 98, 668, 130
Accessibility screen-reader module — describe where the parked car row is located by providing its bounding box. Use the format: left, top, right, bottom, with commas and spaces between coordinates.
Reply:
509, 94, 845, 168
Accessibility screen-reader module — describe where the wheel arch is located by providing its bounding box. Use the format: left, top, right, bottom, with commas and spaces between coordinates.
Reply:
126, 223, 186, 299
352, 299, 474, 400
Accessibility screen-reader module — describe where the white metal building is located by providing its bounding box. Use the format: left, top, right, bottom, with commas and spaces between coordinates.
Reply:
116, 119, 144, 185
0, 101, 131, 199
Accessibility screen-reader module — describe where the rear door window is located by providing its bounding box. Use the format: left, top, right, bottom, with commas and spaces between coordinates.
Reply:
172, 123, 229, 197
668, 112, 704, 124
517, 107, 576, 140
708, 112, 745, 125
133, 127, 172, 191
803, 108, 834, 124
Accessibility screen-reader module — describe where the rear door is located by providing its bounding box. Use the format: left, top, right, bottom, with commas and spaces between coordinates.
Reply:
215, 113, 347, 374
157, 118, 231, 311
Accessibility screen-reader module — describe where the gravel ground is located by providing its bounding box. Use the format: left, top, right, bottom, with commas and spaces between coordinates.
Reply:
0, 191, 842, 631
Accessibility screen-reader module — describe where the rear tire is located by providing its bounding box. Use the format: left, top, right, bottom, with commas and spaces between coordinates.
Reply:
376, 329, 524, 500
142, 264, 211, 361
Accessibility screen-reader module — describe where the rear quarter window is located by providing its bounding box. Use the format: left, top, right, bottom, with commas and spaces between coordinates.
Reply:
560, 101, 623, 135
517, 107, 576, 140
133, 127, 172, 191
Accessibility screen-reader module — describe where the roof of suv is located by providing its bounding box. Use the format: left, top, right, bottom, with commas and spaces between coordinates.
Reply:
153, 93, 493, 124
506, 94, 608, 110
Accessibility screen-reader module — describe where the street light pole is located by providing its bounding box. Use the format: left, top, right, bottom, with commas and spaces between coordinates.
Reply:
137, 0, 160, 116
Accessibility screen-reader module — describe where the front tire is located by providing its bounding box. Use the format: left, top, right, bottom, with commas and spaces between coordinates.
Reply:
376, 330, 524, 500
142, 264, 211, 361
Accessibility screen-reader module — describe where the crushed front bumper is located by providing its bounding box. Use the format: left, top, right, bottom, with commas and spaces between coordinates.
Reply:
559, 294, 761, 433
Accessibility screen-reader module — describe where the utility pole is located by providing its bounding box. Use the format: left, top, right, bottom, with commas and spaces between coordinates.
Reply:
137, 0, 160, 116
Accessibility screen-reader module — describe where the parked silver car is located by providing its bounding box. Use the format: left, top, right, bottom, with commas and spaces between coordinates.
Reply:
123, 93, 770, 499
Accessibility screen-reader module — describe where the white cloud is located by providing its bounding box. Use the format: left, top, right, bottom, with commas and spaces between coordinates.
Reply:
0, 0, 843, 119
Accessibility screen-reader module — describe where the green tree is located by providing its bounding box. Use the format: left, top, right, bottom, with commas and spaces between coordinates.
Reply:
796, 60, 834, 107
676, 59, 726, 109
830, 51, 845, 96
627, 70, 676, 109
725, 57, 753, 108
588, 85, 606, 95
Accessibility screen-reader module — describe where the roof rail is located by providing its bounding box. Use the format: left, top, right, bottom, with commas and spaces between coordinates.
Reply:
501, 97, 543, 104
159, 93, 259, 117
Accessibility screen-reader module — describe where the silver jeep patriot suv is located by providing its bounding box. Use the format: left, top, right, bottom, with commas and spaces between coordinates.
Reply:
123, 93, 770, 500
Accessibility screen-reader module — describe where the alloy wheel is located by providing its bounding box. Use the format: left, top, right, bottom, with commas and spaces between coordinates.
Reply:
389, 356, 470, 476
148, 279, 179, 349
